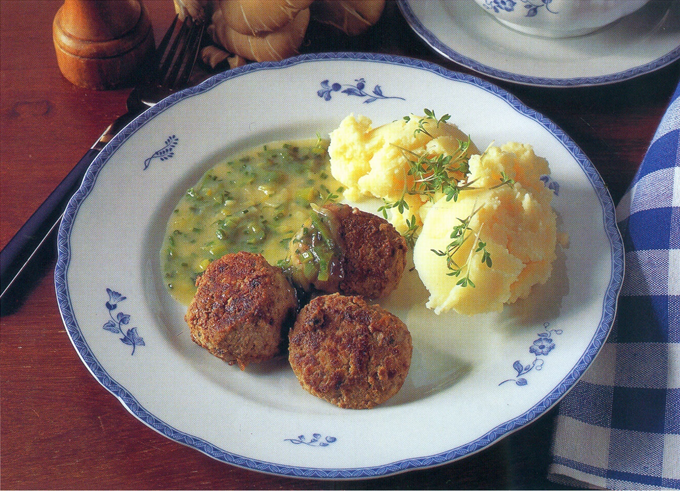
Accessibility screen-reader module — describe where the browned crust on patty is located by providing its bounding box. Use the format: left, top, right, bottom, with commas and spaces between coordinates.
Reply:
288, 293, 412, 409
323, 203, 408, 299
185, 252, 297, 370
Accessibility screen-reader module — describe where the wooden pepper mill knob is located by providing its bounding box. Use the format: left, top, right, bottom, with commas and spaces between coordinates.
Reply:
53, 0, 155, 90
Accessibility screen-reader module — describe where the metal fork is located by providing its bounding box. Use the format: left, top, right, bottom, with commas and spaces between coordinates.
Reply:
0, 15, 205, 313
95, 14, 206, 150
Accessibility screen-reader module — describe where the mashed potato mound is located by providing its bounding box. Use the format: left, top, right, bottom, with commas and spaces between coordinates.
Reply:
328, 113, 479, 233
413, 143, 557, 315
329, 112, 558, 316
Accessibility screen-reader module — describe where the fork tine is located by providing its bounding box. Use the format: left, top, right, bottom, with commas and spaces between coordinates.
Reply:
155, 13, 180, 70
164, 18, 204, 89
157, 16, 204, 90
131, 14, 204, 110
157, 16, 191, 87
173, 22, 206, 89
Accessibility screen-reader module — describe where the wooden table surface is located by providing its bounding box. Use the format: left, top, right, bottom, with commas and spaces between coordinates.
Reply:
2, 1, 679, 489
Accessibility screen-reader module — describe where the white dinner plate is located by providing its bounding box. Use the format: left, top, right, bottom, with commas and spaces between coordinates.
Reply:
56, 53, 623, 479
398, 0, 680, 87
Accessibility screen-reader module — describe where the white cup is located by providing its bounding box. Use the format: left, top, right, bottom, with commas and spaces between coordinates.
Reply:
472, 0, 651, 38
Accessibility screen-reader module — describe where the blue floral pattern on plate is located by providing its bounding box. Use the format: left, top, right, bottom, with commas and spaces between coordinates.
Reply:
482, 0, 517, 13
541, 174, 560, 196
318, 78, 405, 103
482, 0, 557, 17
285, 434, 337, 447
499, 322, 563, 386
143, 135, 178, 170
103, 288, 145, 355
522, 0, 557, 17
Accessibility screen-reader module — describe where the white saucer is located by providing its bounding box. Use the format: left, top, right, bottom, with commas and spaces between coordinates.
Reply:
398, 0, 680, 87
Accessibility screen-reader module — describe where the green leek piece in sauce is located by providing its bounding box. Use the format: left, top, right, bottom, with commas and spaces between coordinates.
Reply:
160, 139, 343, 305
282, 204, 345, 294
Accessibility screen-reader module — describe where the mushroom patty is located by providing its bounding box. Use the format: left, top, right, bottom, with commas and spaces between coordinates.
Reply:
185, 251, 297, 370
288, 293, 412, 409
286, 203, 408, 299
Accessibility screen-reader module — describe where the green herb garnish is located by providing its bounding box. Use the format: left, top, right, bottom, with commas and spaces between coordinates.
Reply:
404, 108, 451, 138
430, 205, 492, 288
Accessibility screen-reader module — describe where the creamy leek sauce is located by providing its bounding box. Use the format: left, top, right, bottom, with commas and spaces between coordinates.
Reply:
160, 139, 343, 305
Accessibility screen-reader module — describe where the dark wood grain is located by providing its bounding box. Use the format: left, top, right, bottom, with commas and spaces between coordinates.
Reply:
1, 0, 678, 489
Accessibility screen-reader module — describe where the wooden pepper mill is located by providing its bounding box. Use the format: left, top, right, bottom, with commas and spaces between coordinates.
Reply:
53, 0, 155, 90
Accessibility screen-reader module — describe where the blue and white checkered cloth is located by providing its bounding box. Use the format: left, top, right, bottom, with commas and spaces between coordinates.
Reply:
548, 81, 680, 489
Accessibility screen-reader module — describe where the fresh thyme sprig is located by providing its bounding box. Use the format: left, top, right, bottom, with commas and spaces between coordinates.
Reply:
390, 138, 473, 207
491, 171, 515, 190
379, 110, 475, 247
377, 189, 418, 247
404, 109, 451, 138
377, 189, 409, 218
376, 136, 473, 240
430, 205, 492, 288
320, 184, 344, 204
431, 208, 477, 275
403, 214, 419, 248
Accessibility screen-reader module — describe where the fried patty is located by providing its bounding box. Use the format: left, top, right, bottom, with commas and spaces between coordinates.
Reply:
329, 203, 408, 299
185, 252, 297, 370
288, 293, 412, 409
287, 203, 408, 299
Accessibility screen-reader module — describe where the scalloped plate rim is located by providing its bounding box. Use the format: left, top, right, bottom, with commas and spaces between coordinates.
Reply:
55, 52, 624, 479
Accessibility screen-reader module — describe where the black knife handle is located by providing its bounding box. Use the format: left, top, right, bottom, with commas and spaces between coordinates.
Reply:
0, 148, 100, 313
